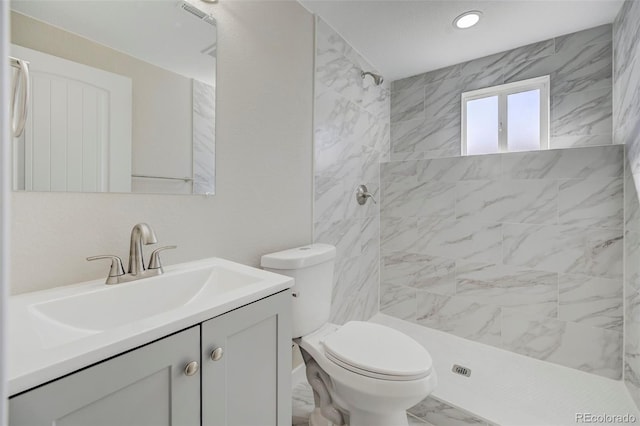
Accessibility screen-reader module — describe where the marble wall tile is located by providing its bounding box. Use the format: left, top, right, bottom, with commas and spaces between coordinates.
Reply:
382, 252, 455, 295
409, 397, 487, 426
381, 160, 418, 181
417, 292, 501, 346
192, 80, 216, 195
314, 88, 381, 172
391, 25, 612, 158
613, 0, 640, 182
423, 64, 463, 85
555, 25, 612, 53
502, 311, 623, 379
414, 218, 502, 263
558, 274, 623, 331
550, 135, 612, 149
382, 178, 455, 218
500, 38, 556, 65
455, 261, 557, 287
626, 156, 640, 232
315, 218, 362, 261
314, 18, 388, 325
625, 285, 640, 407
390, 151, 425, 161
316, 20, 391, 114
552, 42, 612, 94
551, 87, 612, 137
455, 262, 557, 318
380, 216, 419, 253
382, 24, 624, 378
503, 223, 623, 279
314, 89, 367, 163
391, 64, 463, 94
626, 231, 640, 291
501, 146, 623, 180
421, 146, 461, 160
391, 116, 460, 155
456, 53, 505, 84
391, 88, 424, 123
380, 146, 624, 377
417, 154, 502, 182
380, 282, 417, 321
456, 179, 557, 224
314, 176, 349, 224
392, 73, 427, 94
558, 177, 623, 229
505, 39, 611, 94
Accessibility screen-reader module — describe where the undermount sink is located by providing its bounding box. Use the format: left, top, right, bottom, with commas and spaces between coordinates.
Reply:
30, 263, 260, 332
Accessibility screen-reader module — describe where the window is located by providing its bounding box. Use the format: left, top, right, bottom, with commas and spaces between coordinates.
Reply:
461, 76, 550, 155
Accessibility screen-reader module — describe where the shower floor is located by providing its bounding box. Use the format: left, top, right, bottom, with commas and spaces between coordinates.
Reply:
293, 313, 640, 426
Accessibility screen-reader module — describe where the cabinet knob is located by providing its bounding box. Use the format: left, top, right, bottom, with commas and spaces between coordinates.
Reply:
184, 361, 199, 376
210, 347, 224, 361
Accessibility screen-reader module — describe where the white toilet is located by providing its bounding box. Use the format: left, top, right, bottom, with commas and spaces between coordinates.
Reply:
261, 244, 436, 426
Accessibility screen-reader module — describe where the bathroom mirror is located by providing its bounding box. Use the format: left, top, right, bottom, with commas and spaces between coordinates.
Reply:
9, 0, 216, 195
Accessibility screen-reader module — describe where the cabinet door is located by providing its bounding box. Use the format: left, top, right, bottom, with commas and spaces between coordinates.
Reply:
9, 326, 200, 426
202, 291, 292, 426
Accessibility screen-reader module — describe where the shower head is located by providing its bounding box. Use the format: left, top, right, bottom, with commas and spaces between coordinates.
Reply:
361, 71, 384, 86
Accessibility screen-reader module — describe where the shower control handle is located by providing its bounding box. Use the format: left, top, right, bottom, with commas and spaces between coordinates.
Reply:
356, 184, 377, 205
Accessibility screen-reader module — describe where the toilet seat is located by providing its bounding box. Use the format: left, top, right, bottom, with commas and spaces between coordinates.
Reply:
321, 321, 432, 381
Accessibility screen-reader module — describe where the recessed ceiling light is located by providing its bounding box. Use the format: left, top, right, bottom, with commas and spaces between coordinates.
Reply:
453, 11, 482, 29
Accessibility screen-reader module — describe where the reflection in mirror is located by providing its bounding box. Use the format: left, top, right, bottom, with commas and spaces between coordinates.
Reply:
9, 0, 216, 195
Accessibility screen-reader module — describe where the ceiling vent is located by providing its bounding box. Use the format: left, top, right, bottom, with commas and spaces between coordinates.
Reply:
178, 1, 216, 27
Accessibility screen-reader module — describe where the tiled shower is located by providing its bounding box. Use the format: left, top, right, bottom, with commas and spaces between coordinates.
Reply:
309, 0, 640, 420
380, 146, 624, 379
312, 18, 390, 325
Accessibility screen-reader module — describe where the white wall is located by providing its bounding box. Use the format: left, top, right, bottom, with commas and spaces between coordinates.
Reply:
1, 0, 10, 421
10, 1, 315, 294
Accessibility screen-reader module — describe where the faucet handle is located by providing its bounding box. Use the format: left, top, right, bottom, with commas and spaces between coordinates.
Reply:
87, 255, 125, 285
148, 246, 177, 271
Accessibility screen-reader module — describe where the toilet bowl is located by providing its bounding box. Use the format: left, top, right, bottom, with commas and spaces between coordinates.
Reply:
298, 322, 436, 426
261, 244, 437, 426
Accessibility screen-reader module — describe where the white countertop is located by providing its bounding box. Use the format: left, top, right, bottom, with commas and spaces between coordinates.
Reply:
8, 257, 293, 396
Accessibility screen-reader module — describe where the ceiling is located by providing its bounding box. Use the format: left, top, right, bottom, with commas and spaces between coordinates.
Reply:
299, 0, 625, 81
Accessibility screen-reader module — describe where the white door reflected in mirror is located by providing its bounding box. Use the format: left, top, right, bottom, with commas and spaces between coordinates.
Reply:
9, 0, 217, 195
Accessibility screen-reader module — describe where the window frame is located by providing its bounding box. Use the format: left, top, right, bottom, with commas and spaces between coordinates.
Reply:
461, 75, 550, 155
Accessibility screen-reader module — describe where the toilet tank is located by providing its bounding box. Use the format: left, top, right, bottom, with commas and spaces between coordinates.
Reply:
261, 244, 336, 338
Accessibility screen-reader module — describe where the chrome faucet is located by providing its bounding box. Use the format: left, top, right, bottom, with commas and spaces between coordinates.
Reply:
87, 223, 176, 284
128, 223, 158, 276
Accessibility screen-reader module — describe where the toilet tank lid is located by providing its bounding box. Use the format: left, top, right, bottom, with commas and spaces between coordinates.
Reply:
261, 244, 336, 270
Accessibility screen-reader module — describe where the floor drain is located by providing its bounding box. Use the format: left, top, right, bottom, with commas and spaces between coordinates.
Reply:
452, 364, 471, 377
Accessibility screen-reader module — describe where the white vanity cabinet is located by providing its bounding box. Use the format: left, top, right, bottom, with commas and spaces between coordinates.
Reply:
9, 291, 292, 426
